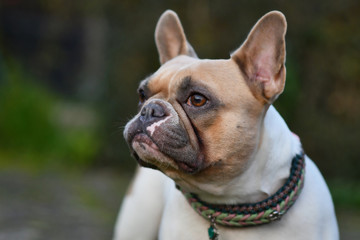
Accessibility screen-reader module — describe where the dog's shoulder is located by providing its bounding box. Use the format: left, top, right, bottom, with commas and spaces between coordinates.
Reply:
113, 167, 169, 240
282, 156, 339, 239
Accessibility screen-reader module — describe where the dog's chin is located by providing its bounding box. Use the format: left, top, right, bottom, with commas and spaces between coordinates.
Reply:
131, 133, 200, 174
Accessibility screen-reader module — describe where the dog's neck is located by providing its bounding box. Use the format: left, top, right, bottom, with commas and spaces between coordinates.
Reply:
196, 105, 302, 204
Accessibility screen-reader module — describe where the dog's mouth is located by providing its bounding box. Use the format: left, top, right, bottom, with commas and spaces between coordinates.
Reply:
176, 161, 199, 173
132, 151, 159, 170
132, 133, 159, 151
130, 133, 201, 174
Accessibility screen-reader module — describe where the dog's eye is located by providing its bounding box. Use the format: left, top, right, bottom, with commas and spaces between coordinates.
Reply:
138, 89, 146, 104
187, 93, 207, 107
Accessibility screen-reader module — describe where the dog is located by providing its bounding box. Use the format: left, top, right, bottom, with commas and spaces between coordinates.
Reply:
114, 10, 339, 240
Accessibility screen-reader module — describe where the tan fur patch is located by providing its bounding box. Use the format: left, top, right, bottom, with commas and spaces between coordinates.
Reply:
141, 57, 266, 188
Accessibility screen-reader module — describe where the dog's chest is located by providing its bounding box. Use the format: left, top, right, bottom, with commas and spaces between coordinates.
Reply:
159, 187, 210, 240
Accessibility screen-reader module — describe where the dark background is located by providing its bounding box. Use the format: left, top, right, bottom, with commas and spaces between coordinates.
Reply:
0, 0, 359, 239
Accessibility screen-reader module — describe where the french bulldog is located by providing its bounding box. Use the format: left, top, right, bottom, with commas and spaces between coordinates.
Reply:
114, 10, 339, 240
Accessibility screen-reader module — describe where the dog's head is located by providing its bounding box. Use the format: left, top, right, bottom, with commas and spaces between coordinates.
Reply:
124, 10, 287, 191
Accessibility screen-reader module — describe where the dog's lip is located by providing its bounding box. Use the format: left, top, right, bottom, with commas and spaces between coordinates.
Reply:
132, 151, 159, 170
176, 161, 199, 174
130, 133, 164, 169
132, 133, 159, 150
130, 133, 202, 174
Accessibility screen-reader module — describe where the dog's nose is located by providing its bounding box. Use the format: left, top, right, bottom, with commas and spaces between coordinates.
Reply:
140, 103, 166, 123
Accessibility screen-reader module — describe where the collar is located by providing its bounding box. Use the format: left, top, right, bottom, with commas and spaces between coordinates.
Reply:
178, 152, 305, 239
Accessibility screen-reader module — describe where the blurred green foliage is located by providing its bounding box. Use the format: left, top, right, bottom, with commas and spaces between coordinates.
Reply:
329, 180, 360, 210
0, 63, 99, 169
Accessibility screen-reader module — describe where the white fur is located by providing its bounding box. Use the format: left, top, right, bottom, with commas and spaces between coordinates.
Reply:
147, 116, 171, 136
113, 106, 339, 240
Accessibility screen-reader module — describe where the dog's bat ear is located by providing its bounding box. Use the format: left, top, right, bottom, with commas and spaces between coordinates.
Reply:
155, 10, 197, 65
231, 11, 287, 104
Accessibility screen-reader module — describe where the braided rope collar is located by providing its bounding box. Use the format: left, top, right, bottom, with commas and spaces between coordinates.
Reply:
179, 152, 305, 239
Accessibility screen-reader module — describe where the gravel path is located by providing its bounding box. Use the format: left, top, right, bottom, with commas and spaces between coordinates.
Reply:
0, 169, 131, 240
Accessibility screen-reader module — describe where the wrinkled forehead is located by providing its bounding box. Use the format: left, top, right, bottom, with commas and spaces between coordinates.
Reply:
140, 56, 247, 99
146, 56, 199, 95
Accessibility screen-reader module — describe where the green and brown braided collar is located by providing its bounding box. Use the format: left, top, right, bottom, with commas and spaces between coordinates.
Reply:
180, 152, 305, 227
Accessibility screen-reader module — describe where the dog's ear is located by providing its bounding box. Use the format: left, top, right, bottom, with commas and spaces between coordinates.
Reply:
155, 10, 197, 65
231, 11, 287, 104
